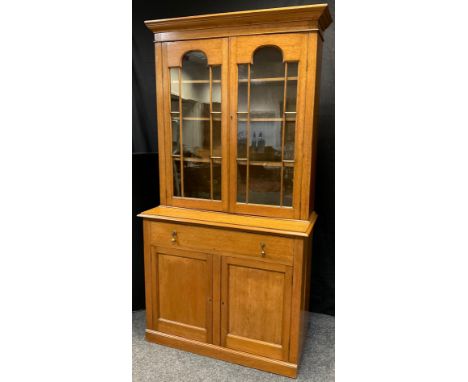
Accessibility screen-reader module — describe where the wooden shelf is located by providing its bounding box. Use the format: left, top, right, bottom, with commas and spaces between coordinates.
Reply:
241, 118, 281, 122
171, 80, 221, 84
238, 118, 296, 122
182, 117, 210, 121
173, 156, 222, 163
170, 117, 222, 121
238, 77, 297, 83
238, 118, 285, 122
171, 77, 297, 84
236, 160, 295, 168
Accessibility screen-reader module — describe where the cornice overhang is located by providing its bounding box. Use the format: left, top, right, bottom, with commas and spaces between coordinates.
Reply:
144, 4, 332, 36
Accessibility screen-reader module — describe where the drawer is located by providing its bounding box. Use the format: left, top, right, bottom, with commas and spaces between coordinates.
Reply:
149, 221, 294, 265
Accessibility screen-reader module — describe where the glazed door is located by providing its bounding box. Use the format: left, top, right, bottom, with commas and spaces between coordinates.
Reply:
162, 38, 229, 211
149, 246, 213, 343
229, 34, 308, 218
220, 256, 293, 361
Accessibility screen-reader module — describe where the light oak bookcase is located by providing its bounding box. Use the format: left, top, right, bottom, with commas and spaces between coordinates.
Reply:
138, 4, 332, 378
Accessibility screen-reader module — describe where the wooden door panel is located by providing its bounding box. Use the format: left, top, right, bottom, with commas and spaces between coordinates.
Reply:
221, 256, 292, 360
228, 34, 308, 219
151, 246, 213, 343
228, 265, 285, 343
161, 38, 229, 211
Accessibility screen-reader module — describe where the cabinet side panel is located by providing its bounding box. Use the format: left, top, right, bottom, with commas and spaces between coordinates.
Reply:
289, 238, 304, 363
309, 37, 323, 215
155, 43, 167, 204
143, 220, 154, 329
300, 33, 322, 219
299, 236, 312, 360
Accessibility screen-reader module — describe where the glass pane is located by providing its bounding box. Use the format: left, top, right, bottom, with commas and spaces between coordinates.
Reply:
181, 51, 210, 118
171, 118, 180, 155
182, 120, 210, 159
181, 83, 210, 118
237, 121, 247, 158
213, 159, 221, 200
250, 121, 282, 162
249, 165, 281, 205
211, 82, 221, 112
170, 67, 179, 82
171, 51, 224, 202
173, 159, 181, 197
250, 81, 284, 119
286, 80, 298, 112
211, 65, 221, 81
170, 68, 179, 112
235, 47, 298, 208
237, 82, 248, 113
287, 62, 298, 78
284, 121, 295, 160
170, 95, 179, 113
251, 47, 284, 79
283, 166, 294, 207
181, 52, 209, 81
183, 161, 210, 199
237, 162, 247, 203
212, 119, 222, 157
238, 64, 248, 81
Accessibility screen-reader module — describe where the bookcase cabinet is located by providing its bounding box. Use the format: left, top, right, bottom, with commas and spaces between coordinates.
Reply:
139, 4, 332, 378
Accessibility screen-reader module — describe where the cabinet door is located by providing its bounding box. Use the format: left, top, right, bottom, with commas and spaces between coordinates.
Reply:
149, 246, 213, 343
221, 256, 292, 361
229, 34, 308, 219
161, 38, 229, 211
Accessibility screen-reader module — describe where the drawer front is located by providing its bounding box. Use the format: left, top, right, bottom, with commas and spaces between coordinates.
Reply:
149, 221, 294, 265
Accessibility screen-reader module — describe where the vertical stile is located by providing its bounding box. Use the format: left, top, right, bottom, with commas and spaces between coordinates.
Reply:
245, 64, 251, 203
280, 62, 288, 206
209, 66, 214, 200
178, 67, 184, 197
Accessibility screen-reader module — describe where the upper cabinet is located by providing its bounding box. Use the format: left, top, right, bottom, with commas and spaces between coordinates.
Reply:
148, 5, 332, 220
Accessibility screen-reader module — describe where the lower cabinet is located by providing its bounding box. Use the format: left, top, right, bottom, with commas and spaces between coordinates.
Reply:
143, 219, 311, 378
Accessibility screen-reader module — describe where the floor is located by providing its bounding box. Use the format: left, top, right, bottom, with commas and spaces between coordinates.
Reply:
133, 310, 334, 382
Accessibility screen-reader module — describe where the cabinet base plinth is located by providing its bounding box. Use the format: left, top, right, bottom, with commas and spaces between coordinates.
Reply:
145, 329, 298, 378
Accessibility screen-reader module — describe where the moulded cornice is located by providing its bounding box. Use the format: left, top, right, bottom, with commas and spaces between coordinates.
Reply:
144, 4, 332, 36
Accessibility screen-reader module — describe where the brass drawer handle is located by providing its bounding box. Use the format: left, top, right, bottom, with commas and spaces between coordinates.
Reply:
171, 231, 177, 243
260, 242, 266, 257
